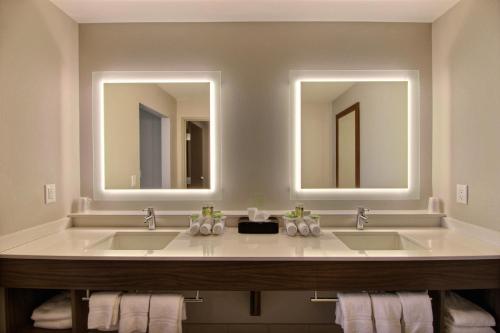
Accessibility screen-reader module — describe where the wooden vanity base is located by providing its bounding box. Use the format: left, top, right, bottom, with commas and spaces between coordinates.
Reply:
2, 258, 500, 332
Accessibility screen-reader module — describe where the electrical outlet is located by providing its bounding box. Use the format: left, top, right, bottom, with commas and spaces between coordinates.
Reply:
44, 184, 56, 204
456, 184, 468, 204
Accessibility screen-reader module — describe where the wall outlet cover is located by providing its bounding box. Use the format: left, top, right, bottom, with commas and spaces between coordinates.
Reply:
44, 184, 56, 204
456, 184, 468, 204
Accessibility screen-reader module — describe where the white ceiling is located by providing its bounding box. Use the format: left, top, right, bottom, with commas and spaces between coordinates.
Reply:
50, 0, 460, 23
158, 83, 210, 102
302, 82, 355, 104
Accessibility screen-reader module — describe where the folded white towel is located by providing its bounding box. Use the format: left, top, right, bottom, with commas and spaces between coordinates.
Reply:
34, 318, 72, 329
119, 294, 151, 333
284, 218, 297, 236
335, 292, 374, 333
31, 293, 71, 322
297, 219, 310, 236
212, 218, 225, 235
200, 218, 213, 235
149, 294, 186, 333
445, 292, 495, 327
445, 317, 495, 333
370, 293, 402, 333
397, 291, 433, 333
88, 291, 122, 331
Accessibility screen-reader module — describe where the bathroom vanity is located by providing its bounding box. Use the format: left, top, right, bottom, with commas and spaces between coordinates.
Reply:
2, 216, 500, 333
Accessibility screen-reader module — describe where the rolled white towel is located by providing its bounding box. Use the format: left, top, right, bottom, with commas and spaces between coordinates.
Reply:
397, 291, 433, 333
87, 291, 122, 331
31, 293, 71, 322
119, 294, 151, 333
200, 218, 213, 235
445, 292, 496, 327
149, 294, 185, 333
304, 217, 321, 237
284, 218, 297, 236
34, 318, 72, 329
189, 216, 203, 235
296, 219, 310, 236
212, 218, 225, 235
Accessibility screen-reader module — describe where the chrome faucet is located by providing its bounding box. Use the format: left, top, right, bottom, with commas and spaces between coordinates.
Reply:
356, 207, 370, 230
143, 207, 156, 230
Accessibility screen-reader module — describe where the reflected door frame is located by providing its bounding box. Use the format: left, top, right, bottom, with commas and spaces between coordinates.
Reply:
335, 102, 360, 188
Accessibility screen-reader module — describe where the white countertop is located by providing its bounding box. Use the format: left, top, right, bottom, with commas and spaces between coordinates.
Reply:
2, 220, 500, 261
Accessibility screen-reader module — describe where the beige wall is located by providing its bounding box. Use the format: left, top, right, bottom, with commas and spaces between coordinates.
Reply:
301, 102, 334, 188
104, 83, 177, 189
332, 82, 408, 188
0, 0, 80, 235
79, 22, 432, 210
0, 1, 79, 331
432, 0, 500, 230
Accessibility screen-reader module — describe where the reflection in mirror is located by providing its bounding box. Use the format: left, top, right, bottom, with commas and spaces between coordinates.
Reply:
301, 81, 408, 189
104, 82, 210, 189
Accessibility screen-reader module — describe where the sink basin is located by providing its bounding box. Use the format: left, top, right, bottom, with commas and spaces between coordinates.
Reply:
89, 232, 179, 250
334, 232, 426, 251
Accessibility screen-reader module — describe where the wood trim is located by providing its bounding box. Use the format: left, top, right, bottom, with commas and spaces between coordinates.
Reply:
1, 259, 499, 291
335, 102, 360, 188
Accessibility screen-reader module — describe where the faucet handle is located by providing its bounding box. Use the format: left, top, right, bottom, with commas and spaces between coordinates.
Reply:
356, 207, 370, 214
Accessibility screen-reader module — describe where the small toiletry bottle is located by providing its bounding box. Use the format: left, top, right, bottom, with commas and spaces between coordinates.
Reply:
295, 203, 304, 218
202, 205, 212, 217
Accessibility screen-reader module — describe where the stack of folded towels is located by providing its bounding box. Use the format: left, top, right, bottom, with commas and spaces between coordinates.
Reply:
31, 292, 72, 329
444, 291, 496, 333
335, 291, 433, 333
88, 292, 186, 333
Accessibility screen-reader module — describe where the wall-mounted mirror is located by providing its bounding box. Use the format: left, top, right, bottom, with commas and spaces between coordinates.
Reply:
93, 71, 221, 201
291, 70, 420, 200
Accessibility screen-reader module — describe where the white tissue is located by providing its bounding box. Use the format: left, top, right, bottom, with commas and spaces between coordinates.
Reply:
248, 208, 271, 222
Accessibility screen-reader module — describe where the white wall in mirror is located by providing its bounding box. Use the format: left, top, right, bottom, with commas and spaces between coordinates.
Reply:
290, 70, 420, 200
92, 71, 221, 201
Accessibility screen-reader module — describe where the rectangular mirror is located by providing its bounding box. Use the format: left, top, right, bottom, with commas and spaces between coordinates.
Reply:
93, 71, 221, 201
290, 70, 420, 200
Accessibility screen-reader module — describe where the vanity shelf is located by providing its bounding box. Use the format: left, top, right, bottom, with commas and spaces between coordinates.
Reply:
2, 258, 500, 333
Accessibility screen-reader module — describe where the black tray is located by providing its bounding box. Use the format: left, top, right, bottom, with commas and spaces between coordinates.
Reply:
238, 216, 279, 234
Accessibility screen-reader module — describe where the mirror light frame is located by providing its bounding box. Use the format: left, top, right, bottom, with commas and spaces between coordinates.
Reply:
92, 71, 222, 201
290, 70, 420, 200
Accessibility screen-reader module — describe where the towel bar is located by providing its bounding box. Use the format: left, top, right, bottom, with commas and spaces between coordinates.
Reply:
81, 289, 204, 303
309, 291, 432, 303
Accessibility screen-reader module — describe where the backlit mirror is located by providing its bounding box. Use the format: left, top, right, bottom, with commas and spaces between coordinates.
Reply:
290, 70, 420, 200
92, 71, 221, 201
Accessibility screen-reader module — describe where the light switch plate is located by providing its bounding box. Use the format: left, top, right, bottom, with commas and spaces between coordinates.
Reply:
44, 184, 56, 204
456, 184, 468, 204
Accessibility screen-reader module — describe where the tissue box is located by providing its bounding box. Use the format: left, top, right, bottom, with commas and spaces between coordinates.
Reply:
238, 217, 279, 234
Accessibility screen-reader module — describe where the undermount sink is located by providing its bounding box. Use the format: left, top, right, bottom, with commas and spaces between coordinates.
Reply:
334, 232, 426, 251
89, 232, 179, 250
